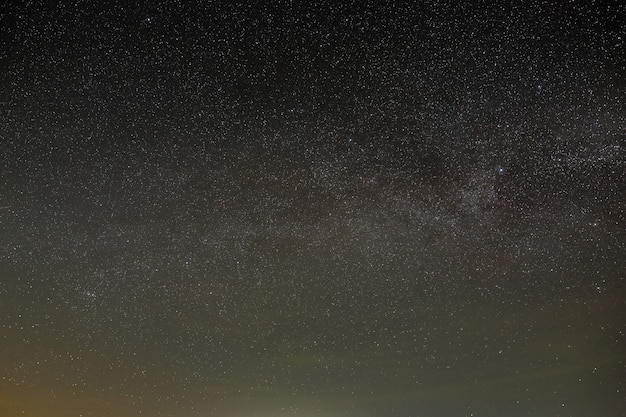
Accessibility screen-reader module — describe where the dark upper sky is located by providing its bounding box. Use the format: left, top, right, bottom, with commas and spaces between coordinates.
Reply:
1, 1, 625, 416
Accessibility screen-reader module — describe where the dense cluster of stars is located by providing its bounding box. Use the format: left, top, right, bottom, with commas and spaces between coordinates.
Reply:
1, 1, 624, 416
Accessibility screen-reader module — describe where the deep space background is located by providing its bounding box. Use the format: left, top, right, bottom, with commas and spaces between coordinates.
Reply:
1, 0, 625, 416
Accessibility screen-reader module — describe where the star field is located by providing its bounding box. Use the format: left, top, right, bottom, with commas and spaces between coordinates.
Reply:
1, 1, 625, 416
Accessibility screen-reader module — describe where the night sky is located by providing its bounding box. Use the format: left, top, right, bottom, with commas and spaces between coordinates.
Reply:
1, 1, 625, 416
